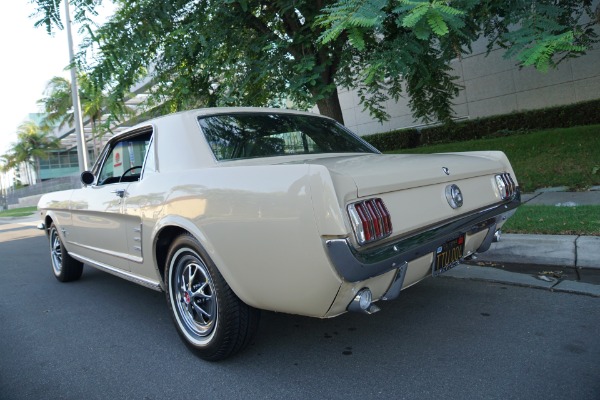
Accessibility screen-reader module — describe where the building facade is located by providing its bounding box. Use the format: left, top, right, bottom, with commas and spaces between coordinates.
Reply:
339, 40, 600, 136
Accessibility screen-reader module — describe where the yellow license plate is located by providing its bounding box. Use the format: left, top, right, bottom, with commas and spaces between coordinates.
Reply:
433, 235, 465, 276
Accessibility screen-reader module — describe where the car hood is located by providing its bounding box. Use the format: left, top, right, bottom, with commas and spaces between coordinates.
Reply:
281, 153, 506, 197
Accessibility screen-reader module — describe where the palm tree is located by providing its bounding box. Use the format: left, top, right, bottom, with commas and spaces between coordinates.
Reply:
37, 74, 132, 162
1, 121, 60, 184
79, 73, 113, 160
37, 77, 73, 131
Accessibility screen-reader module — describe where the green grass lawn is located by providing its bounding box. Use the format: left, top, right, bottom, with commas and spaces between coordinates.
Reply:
0, 206, 37, 218
503, 205, 600, 236
386, 124, 600, 192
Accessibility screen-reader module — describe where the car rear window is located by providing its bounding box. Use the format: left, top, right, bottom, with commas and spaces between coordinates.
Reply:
197, 113, 376, 161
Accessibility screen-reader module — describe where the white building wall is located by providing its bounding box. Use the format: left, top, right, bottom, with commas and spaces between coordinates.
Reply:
340, 39, 600, 136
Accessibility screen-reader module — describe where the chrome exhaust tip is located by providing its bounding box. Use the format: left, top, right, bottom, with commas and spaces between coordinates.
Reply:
347, 288, 380, 314
493, 230, 501, 243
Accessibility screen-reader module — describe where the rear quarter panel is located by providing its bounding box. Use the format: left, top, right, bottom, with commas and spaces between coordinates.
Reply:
152, 164, 345, 317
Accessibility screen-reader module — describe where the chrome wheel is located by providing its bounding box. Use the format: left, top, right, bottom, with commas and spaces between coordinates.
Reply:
165, 234, 259, 360
47, 223, 83, 282
50, 227, 63, 276
170, 248, 217, 343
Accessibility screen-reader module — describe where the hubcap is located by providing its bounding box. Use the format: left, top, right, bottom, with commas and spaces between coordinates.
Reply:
50, 228, 62, 275
172, 251, 217, 339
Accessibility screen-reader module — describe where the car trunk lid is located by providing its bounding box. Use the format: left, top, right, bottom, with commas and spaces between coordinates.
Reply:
297, 153, 505, 197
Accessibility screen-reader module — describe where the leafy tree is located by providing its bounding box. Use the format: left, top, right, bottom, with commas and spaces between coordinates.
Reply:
318, 0, 599, 121
1, 121, 60, 184
31, 0, 599, 125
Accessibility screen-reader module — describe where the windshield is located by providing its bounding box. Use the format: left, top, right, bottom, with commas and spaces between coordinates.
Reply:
197, 113, 377, 161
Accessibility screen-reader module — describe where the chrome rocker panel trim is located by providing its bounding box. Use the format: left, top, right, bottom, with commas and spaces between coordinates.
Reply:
70, 252, 163, 292
325, 190, 521, 283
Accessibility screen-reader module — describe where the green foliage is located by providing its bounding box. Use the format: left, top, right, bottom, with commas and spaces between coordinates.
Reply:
30, 0, 599, 126
36, 77, 73, 131
31, 0, 100, 34
318, 0, 386, 49
491, 1, 597, 71
516, 31, 587, 72
398, 0, 464, 37
69, 1, 352, 121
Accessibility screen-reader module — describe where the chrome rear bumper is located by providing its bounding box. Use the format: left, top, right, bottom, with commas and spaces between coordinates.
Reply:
325, 190, 520, 283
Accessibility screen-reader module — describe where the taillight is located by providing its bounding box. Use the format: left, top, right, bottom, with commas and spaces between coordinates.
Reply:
348, 198, 393, 245
495, 173, 516, 200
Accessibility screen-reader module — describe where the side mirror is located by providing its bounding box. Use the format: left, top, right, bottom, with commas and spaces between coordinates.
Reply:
81, 171, 95, 186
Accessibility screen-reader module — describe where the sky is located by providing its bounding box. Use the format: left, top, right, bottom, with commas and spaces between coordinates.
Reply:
0, 1, 114, 156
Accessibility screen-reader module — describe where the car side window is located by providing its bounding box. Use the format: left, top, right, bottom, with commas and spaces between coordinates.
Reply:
97, 131, 153, 185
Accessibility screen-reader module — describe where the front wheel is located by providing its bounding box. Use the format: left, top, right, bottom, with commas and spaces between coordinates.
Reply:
49, 223, 83, 282
165, 234, 259, 361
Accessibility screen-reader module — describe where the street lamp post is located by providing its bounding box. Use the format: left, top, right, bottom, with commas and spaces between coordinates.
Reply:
64, 0, 89, 173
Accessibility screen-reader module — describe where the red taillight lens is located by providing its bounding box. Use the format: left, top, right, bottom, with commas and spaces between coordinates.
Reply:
354, 203, 372, 242
348, 198, 393, 245
495, 173, 516, 200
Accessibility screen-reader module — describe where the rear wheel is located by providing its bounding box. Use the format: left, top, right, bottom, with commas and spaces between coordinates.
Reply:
165, 234, 259, 361
49, 223, 83, 282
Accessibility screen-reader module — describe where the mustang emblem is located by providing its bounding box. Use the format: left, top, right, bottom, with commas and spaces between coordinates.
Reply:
445, 184, 463, 209
442, 167, 450, 175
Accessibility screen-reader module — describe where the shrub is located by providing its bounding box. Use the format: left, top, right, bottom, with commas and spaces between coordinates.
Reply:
363, 98, 600, 152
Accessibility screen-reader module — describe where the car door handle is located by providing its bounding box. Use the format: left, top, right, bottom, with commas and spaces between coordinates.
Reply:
111, 189, 126, 198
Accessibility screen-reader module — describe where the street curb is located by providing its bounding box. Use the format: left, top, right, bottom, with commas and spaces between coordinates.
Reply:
443, 264, 600, 297
475, 234, 599, 270
576, 237, 600, 268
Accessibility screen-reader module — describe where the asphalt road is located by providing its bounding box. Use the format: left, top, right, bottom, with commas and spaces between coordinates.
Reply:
1, 225, 599, 400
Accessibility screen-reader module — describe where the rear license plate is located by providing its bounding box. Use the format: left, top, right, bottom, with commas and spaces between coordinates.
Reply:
433, 235, 465, 276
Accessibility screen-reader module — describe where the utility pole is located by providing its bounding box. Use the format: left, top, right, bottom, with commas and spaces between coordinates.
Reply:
64, 0, 89, 172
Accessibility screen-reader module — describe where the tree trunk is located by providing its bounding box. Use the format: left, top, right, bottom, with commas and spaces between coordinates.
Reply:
35, 158, 41, 184
29, 162, 35, 185
316, 90, 345, 125
91, 119, 99, 162
24, 162, 33, 186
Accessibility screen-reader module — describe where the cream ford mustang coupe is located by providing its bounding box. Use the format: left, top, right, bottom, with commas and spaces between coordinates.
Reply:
38, 108, 520, 360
